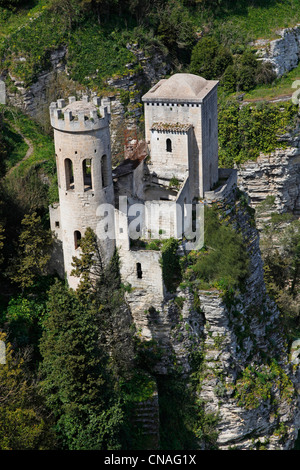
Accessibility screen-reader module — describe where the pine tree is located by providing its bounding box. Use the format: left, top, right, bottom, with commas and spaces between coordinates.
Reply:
0, 332, 55, 449
39, 280, 123, 450
10, 211, 52, 292
71, 227, 135, 376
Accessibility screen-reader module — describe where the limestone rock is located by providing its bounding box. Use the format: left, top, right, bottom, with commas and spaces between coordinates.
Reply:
237, 134, 300, 216
253, 25, 300, 77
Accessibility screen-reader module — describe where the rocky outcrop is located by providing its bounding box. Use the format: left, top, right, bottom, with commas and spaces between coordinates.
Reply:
196, 198, 299, 449
4, 43, 170, 153
5, 47, 71, 130
237, 134, 300, 216
124, 184, 300, 449
254, 25, 300, 77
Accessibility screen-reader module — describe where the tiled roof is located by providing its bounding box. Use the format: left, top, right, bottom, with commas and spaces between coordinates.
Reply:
150, 122, 193, 132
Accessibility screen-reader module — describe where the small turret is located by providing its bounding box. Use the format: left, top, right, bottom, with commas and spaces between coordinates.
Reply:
49, 95, 110, 132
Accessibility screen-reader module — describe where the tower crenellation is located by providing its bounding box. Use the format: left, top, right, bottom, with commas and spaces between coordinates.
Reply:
49, 95, 110, 133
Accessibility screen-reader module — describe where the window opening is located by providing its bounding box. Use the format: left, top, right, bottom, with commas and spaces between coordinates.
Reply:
83, 158, 92, 190
101, 154, 109, 188
65, 158, 74, 190
74, 230, 81, 250
136, 262, 142, 279
166, 138, 172, 152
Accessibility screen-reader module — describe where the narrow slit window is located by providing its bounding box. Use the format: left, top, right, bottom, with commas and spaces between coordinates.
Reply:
65, 158, 74, 190
83, 158, 92, 190
74, 230, 81, 250
166, 138, 172, 152
136, 262, 142, 279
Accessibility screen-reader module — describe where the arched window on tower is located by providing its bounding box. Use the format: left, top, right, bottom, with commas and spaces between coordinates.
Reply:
83, 158, 92, 190
65, 158, 74, 190
101, 154, 109, 188
166, 138, 172, 152
74, 230, 81, 250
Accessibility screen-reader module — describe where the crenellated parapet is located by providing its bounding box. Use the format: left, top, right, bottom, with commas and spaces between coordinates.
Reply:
49, 95, 111, 132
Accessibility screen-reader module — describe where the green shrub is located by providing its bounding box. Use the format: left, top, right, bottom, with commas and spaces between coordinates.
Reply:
160, 238, 181, 293
218, 100, 298, 167
190, 36, 232, 79
183, 207, 249, 292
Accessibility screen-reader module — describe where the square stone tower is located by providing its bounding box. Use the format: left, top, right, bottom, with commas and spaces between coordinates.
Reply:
142, 73, 219, 198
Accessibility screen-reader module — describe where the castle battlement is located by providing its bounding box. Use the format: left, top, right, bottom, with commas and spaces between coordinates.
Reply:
49, 95, 110, 132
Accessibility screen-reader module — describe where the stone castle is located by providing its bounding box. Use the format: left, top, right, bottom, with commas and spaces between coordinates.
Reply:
47, 73, 300, 450
49, 73, 235, 296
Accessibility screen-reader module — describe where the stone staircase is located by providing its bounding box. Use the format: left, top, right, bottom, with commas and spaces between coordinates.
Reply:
133, 391, 160, 449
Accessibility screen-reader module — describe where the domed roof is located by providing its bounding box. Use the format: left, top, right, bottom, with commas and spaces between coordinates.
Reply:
142, 73, 218, 102
155, 74, 207, 98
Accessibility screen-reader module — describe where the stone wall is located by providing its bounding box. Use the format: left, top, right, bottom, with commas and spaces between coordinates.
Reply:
149, 127, 190, 178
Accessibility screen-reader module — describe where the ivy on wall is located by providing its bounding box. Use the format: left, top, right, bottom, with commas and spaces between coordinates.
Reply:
218, 100, 299, 168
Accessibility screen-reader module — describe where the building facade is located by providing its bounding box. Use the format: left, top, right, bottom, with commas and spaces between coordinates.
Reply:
49, 74, 221, 292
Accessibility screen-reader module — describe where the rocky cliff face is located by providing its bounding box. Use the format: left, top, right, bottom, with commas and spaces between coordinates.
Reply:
254, 24, 300, 77
237, 132, 300, 216
124, 186, 300, 449
4, 43, 169, 161
195, 194, 300, 450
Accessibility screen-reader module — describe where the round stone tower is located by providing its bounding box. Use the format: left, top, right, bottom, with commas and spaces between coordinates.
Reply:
49, 95, 115, 289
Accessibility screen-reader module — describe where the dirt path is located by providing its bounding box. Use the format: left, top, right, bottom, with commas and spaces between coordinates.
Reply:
5, 121, 34, 176
242, 93, 293, 105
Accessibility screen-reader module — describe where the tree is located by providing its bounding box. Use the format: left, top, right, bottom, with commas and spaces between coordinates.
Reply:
0, 0, 30, 9
222, 65, 237, 93
71, 228, 135, 376
70, 226, 104, 298
190, 36, 220, 78
190, 36, 232, 79
81, 0, 119, 24
156, 0, 196, 64
50, 0, 83, 30
10, 211, 52, 292
2, 295, 46, 355
39, 280, 124, 450
0, 332, 55, 449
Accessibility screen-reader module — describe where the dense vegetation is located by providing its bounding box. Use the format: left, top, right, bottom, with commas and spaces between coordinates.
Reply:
181, 205, 250, 292
0, 0, 299, 92
0, 0, 300, 451
218, 100, 299, 167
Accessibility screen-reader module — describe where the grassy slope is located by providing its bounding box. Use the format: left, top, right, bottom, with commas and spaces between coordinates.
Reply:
1, 1, 299, 97
0, 2, 137, 89
199, 0, 300, 43
0, 1, 299, 174
243, 62, 300, 101
1, 105, 55, 176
